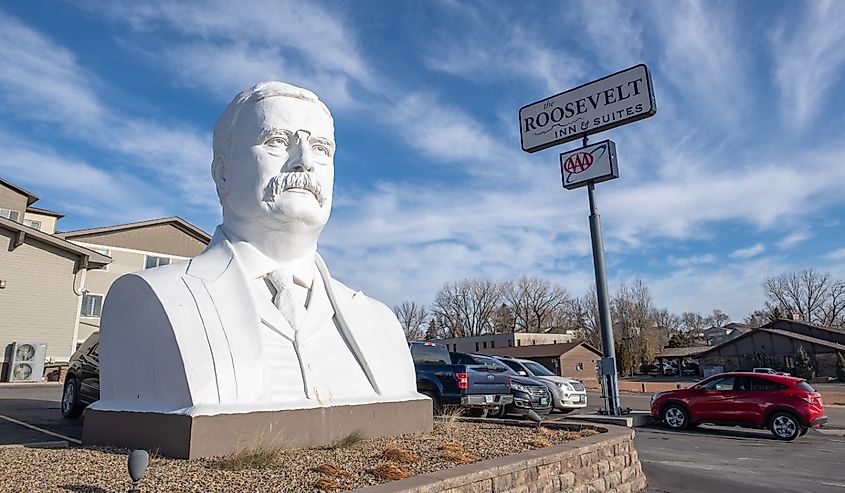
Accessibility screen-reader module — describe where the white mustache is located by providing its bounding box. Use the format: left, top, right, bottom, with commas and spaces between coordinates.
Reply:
263, 172, 326, 206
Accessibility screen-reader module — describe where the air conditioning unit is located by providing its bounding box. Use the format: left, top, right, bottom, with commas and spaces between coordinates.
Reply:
7, 342, 47, 383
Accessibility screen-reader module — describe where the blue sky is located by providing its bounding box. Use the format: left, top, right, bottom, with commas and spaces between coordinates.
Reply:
2, 0, 845, 321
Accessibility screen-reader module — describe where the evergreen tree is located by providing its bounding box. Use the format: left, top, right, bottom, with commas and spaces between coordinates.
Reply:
793, 345, 816, 380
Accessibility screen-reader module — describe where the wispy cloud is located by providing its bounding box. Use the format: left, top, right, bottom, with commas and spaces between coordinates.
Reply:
667, 254, 717, 267
651, 1, 750, 125
0, 12, 215, 217
730, 243, 766, 259
770, 0, 845, 131
421, 3, 585, 94
93, 0, 373, 108
827, 248, 845, 261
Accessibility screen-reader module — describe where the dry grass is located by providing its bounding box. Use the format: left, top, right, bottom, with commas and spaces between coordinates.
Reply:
370, 462, 412, 480
327, 431, 364, 449
313, 463, 351, 477
439, 442, 477, 463
381, 444, 421, 463
213, 448, 278, 471
536, 426, 554, 436
527, 438, 551, 448
313, 478, 343, 490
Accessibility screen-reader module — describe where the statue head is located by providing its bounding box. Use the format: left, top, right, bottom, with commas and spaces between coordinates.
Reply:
212, 82, 335, 240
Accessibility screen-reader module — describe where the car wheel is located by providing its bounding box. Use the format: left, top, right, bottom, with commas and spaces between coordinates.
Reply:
661, 404, 689, 430
770, 412, 801, 441
61, 378, 83, 419
420, 390, 442, 416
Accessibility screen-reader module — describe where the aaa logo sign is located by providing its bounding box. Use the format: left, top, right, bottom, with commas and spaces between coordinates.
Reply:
560, 140, 619, 190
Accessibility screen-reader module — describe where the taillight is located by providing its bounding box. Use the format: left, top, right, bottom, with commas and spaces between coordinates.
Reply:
456, 372, 469, 389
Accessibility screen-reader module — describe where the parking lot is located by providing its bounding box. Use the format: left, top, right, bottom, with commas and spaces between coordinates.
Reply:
2, 384, 844, 492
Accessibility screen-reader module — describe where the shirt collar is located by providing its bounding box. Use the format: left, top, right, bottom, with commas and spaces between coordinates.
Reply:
221, 227, 315, 289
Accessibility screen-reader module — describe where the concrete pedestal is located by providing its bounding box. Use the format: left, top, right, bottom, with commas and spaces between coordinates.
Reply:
82, 398, 433, 459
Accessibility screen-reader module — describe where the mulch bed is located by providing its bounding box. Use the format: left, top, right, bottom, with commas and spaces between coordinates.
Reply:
0, 419, 599, 492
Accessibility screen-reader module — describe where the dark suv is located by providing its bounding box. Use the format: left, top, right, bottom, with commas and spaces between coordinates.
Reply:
61, 332, 100, 418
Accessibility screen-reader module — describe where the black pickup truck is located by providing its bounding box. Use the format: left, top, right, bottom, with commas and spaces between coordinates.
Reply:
410, 341, 513, 415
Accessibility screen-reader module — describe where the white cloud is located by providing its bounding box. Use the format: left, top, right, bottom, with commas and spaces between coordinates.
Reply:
651, 1, 750, 125
94, 0, 374, 109
827, 248, 845, 260
666, 254, 717, 267
421, 3, 585, 94
771, 0, 845, 131
730, 243, 766, 259
779, 231, 812, 249
0, 12, 216, 212
577, 0, 643, 71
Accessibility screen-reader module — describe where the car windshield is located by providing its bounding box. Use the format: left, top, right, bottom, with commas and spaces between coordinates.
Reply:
409, 344, 449, 364
522, 361, 555, 376
472, 355, 515, 373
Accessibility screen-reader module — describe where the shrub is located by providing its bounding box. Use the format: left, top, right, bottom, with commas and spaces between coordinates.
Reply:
793, 346, 816, 380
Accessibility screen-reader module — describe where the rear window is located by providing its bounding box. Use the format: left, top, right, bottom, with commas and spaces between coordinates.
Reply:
750, 377, 786, 391
410, 343, 450, 364
797, 381, 816, 393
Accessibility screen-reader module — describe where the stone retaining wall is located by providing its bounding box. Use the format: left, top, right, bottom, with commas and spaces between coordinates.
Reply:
352, 423, 646, 493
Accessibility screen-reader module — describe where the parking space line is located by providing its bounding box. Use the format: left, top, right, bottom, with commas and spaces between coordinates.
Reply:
0, 413, 81, 445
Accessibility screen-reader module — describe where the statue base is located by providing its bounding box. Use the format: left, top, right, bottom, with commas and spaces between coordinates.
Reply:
82, 398, 433, 459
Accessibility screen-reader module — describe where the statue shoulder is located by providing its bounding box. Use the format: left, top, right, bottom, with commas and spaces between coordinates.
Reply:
106, 261, 191, 307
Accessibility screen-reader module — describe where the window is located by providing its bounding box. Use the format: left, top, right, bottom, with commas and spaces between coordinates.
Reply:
784, 356, 794, 368
490, 341, 495, 348
80, 294, 103, 317
797, 381, 816, 392
23, 219, 41, 231
701, 376, 735, 391
482, 341, 487, 349
576, 362, 584, 371
507, 340, 513, 347
475, 342, 479, 351
452, 344, 457, 352
0, 208, 20, 222
750, 377, 786, 392
517, 340, 522, 347
145, 255, 171, 269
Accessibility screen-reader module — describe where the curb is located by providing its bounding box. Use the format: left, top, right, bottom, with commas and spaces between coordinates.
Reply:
0, 441, 69, 449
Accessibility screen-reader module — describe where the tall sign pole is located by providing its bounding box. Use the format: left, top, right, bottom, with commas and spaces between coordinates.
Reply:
519, 65, 656, 417
583, 136, 620, 415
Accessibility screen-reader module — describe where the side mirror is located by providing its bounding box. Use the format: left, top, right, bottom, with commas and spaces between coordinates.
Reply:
692, 384, 702, 391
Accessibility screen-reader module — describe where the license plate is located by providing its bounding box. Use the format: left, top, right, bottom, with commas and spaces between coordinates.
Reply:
540, 398, 548, 406
485, 395, 494, 404
579, 395, 586, 403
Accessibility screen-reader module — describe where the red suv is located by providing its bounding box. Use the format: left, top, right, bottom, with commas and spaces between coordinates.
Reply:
651, 372, 827, 440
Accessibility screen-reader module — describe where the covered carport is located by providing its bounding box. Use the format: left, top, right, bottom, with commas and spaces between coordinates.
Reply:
654, 346, 708, 376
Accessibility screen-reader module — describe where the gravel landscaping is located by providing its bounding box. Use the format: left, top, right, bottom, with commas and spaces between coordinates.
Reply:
0, 419, 599, 492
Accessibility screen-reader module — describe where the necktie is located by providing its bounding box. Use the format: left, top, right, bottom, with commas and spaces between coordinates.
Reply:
265, 268, 305, 330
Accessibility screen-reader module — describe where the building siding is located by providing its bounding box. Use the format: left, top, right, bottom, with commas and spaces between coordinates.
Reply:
0, 186, 28, 219
0, 228, 81, 365
559, 345, 601, 378
22, 211, 58, 234
65, 223, 207, 258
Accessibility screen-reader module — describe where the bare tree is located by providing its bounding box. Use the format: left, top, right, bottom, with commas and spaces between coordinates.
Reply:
708, 309, 730, 327
763, 269, 845, 327
393, 301, 428, 341
681, 312, 709, 333
432, 278, 503, 337
502, 276, 571, 333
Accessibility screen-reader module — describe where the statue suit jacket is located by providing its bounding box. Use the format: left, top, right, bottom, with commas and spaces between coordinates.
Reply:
94, 228, 418, 414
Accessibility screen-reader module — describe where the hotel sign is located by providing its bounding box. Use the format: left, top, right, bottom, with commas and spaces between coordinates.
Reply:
519, 64, 656, 153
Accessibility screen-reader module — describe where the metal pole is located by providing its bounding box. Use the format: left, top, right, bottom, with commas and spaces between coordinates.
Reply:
583, 136, 621, 416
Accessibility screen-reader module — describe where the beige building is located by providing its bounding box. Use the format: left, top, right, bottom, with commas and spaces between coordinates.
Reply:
0, 180, 111, 378
0, 177, 210, 379
432, 331, 576, 354
58, 218, 211, 343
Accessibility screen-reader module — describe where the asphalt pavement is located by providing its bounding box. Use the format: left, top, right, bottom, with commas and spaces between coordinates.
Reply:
2, 384, 845, 492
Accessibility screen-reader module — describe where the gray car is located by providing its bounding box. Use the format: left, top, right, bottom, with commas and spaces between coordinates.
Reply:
493, 356, 587, 413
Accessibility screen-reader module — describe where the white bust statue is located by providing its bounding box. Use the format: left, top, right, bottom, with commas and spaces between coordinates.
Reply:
95, 82, 420, 414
